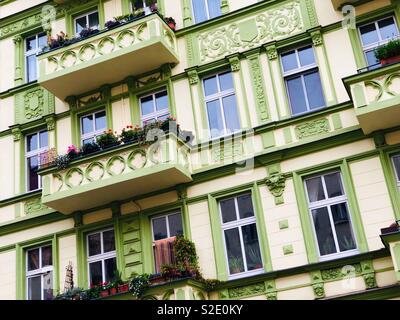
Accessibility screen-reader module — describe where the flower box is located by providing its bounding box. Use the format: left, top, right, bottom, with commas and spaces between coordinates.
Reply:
109, 287, 118, 295
99, 289, 110, 298
118, 283, 129, 293
380, 55, 400, 66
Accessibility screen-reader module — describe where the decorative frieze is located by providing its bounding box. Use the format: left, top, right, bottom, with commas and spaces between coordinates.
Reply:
265, 173, 286, 205
24, 197, 49, 215
294, 118, 330, 140
310, 270, 325, 299
321, 263, 362, 281
228, 282, 265, 298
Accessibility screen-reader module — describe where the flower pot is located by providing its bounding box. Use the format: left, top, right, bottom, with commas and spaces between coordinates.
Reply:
99, 289, 110, 298
118, 283, 129, 293
109, 287, 118, 295
168, 22, 176, 30
380, 55, 400, 66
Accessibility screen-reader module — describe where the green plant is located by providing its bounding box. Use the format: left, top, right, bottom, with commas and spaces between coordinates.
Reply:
53, 287, 84, 300
80, 141, 100, 155
129, 274, 150, 298
199, 279, 223, 291
120, 125, 141, 144
375, 39, 400, 60
228, 255, 244, 274
161, 264, 181, 279
55, 154, 70, 170
174, 235, 199, 272
96, 129, 120, 149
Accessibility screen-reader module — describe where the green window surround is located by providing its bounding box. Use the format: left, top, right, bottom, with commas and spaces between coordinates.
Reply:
293, 160, 368, 264
207, 182, 272, 281
16, 235, 59, 300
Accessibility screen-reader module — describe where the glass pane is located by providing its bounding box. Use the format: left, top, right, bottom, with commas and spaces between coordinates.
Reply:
168, 213, 183, 237
89, 261, 103, 286
81, 114, 93, 135
287, 76, 307, 115
27, 248, 40, 271
43, 271, 53, 300
204, 76, 218, 96
242, 224, 262, 271
27, 133, 38, 152
306, 176, 325, 202
155, 91, 168, 111
104, 257, 117, 283
219, 72, 234, 91
304, 71, 325, 110
88, 12, 99, 29
88, 233, 101, 256
207, 0, 221, 19
220, 198, 236, 223
26, 55, 37, 82
207, 100, 224, 138
298, 46, 315, 66
28, 156, 39, 191
83, 138, 95, 145
192, 0, 208, 23
324, 172, 344, 198
28, 276, 42, 300
75, 16, 87, 34
103, 230, 115, 253
222, 95, 240, 134
26, 36, 37, 51
41, 246, 52, 267
133, 0, 145, 9
95, 111, 106, 131
312, 207, 337, 256
393, 156, 400, 181
359, 23, 379, 46
365, 50, 379, 67
237, 194, 254, 219
378, 17, 398, 40
281, 51, 298, 72
141, 95, 155, 116
38, 34, 47, 49
331, 203, 356, 252
224, 228, 245, 275
39, 131, 48, 148
152, 216, 168, 240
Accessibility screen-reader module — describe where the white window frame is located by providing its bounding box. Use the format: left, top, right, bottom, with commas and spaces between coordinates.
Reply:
24, 32, 47, 83
150, 211, 182, 242
358, 16, 400, 66
218, 193, 264, 280
203, 71, 239, 139
191, 0, 220, 23
304, 171, 358, 261
74, 10, 100, 35
281, 45, 325, 116
139, 89, 170, 125
80, 110, 106, 145
391, 154, 400, 187
26, 245, 53, 300
25, 130, 48, 192
86, 228, 116, 286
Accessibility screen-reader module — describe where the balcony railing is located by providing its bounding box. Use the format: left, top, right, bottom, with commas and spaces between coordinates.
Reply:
37, 13, 178, 100
344, 62, 400, 134
39, 133, 191, 214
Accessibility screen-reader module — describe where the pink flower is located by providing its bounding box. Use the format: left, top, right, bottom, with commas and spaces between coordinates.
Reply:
67, 145, 78, 153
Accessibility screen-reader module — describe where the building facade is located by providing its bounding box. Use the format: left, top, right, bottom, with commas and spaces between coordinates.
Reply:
1, 0, 400, 300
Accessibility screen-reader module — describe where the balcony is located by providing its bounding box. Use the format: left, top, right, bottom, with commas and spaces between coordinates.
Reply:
39, 134, 192, 214
380, 222, 400, 282
344, 63, 400, 134
37, 13, 179, 100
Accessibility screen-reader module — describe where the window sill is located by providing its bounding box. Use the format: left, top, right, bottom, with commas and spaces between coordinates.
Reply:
228, 268, 264, 281
318, 249, 359, 262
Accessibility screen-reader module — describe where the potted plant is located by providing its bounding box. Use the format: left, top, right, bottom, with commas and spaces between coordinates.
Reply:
80, 141, 100, 156
99, 282, 110, 298
228, 255, 244, 274
120, 125, 141, 144
96, 130, 120, 149
133, 8, 145, 18
160, 116, 179, 134
129, 274, 150, 298
164, 17, 176, 30
161, 264, 181, 280
79, 27, 99, 39
375, 39, 400, 66
105, 18, 121, 29
55, 154, 70, 170
67, 144, 79, 159
87, 283, 101, 299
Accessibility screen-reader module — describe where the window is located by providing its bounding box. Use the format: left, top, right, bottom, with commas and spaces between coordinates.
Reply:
26, 130, 48, 191
151, 212, 183, 273
131, 0, 156, 10
203, 71, 240, 139
392, 154, 400, 187
87, 229, 117, 286
281, 45, 326, 116
25, 32, 47, 83
80, 110, 106, 145
192, 0, 221, 23
75, 10, 100, 34
219, 193, 263, 279
359, 16, 399, 67
26, 245, 53, 300
304, 172, 357, 260
140, 90, 169, 125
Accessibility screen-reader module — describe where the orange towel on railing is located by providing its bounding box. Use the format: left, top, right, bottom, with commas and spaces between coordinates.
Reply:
154, 237, 176, 273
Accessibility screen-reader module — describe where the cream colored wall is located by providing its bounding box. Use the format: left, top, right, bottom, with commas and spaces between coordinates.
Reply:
0, 135, 14, 200
103, 0, 122, 22
0, 205, 15, 224
0, 0, 47, 19
163, 0, 184, 29
259, 181, 308, 270
277, 286, 315, 300
350, 157, 396, 251
324, 276, 366, 297
0, 96, 14, 132
83, 209, 112, 225
173, 79, 196, 135
188, 201, 217, 279
228, 0, 257, 12
0, 249, 16, 300
58, 234, 78, 292
56, 117, 72, 154
0, 37, 15, 92
111, 97, 132, 134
